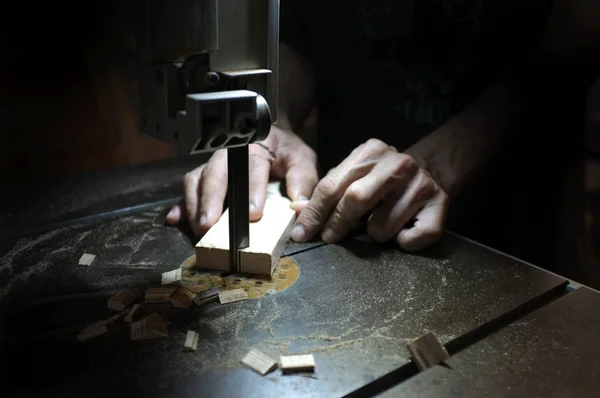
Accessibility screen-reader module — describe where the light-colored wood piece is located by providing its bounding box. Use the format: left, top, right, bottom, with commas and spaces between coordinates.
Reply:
195, 182, 296, 275
280, 354, 316, 373
241, 348, 277, 375
161, 268, 182, 285
218, 288, 248, 304
131, 313, 168, 341
184, 330, 199, 351
107, 288, 139, 311
78, 253, 96, 266
77, 323, 108, 342
406, 331, 449, 371
170, 286, 195, 308
192, 287, 220, 306
124, 303, 141, 323
144, 286, 176, 303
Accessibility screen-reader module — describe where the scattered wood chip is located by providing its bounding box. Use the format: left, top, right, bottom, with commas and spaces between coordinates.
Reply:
161, 268, 182, 285
192, 287, 220, 307
280, 354, 316, 373
124, 303, 141, 323
78, 253, 96, 267
144, 286, 176, 303
184, 330, 199, 351
219, 288, 248, 304
241, 349, 277, 375
131, 313, 168, 340
407, 331, 449, 371
107, 288, 139, 311
170, 286, 195, 308
77, 322, 108, 342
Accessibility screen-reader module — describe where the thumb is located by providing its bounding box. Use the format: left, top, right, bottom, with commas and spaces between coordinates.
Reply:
285, 157, 318, 202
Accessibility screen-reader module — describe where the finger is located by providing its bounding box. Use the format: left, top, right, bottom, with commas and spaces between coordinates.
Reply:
396, 197, 448, 252
367, 170, 435, 242
197, 150, 228, 235
289, 199, 309, 213
321, 152, 418, 243
291, 139, 392, 242
183, 166, 204, 235
285, 156, 319, 201
165, 204, 184, 225
248, 148, 272, 221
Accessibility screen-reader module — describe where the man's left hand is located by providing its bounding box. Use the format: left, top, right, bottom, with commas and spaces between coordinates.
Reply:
289, 138, 449, 252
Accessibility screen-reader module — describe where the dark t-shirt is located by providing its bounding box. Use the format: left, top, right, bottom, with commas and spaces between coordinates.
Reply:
281, 0, 551, 170
280, 0, 553, 247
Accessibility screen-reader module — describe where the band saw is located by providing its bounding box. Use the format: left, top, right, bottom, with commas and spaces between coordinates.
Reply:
3, 1, 600, 397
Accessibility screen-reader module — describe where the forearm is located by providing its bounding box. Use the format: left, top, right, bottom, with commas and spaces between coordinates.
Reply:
406, 78, 525, 199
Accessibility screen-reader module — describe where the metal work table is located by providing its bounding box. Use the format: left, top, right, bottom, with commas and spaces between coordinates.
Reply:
1, 158, 598, 397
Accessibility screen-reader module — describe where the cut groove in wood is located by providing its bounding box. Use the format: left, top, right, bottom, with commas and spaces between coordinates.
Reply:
184, 330, 199, 351
219, 288, 248, 304
195, 182, 296, 276
407, 331, 449, 371
241, 348, 277, 375
107, 288, 139, 311
280, 354, 316, 373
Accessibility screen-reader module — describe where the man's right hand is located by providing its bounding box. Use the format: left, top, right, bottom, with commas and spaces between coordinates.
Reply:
165, 126, 319, 236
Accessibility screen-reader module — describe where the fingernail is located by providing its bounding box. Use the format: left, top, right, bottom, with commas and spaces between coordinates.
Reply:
291, 225, 306, 241
199, 214, 207, 225
167, 207, 177, 217
321, 228, 338, 243
249, 203, 256, 212
289, 200, 309, 211
297, 195, 308, 201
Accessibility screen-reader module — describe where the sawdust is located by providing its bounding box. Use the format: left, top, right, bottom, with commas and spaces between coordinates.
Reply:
266, 325, 275, 337
304, 338, 362, 353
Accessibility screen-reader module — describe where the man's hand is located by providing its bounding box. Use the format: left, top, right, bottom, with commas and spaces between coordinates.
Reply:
290, 139, 449, 252
165, 126, 318, 236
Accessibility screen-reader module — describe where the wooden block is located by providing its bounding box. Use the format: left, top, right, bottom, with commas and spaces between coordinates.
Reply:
218, 288, 248, 304
77, 323, 108, 342
280, 354, 316, 373
161, 268, 182, 285
131, 313, 168, 341
78, 253, 96, 266
241, 349, 277, 375
195, 182, 296, 275
144, 286, 176, 303
124, 303, 141, 323
406, 331, 449, 371
184, 330, 199, 351
169, 286, 195, 308
192, 287, 220, 307
107, 288, 139, 311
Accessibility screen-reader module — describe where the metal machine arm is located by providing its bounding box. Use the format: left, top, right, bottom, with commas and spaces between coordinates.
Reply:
136, 0, 279, 273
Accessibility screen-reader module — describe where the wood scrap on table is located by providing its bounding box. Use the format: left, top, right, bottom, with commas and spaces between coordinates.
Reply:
161, 268, 182, 285
195, 182, 296, 276
192, 287, 220, 307
241, 348, 278, 375
406, 331, 449, 371
107, 288, 139, 311
144, 286, 176, 303
78, 253, 96, 267
131, 313, 168, 340
218, 288, 248, 304
280, 354, 316, 373
184, 330, 199, 351
124, 303, 141, 323
76, 310, 127, 342
169, 286, 195, 308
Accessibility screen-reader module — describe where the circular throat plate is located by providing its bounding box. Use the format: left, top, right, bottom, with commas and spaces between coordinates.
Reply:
178, 256, 300, 299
